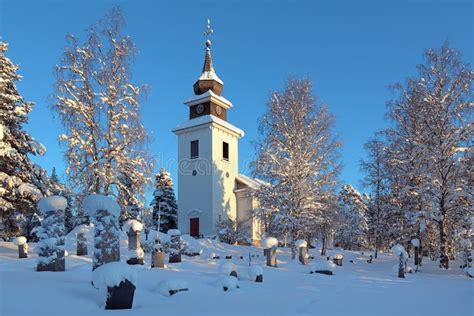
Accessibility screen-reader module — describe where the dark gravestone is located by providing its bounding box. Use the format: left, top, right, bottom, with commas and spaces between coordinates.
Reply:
225, 256, 232, 260
168, 234, 182, 263
313, 270, 334, 276
266, 246, 277, 267
18, 244, 28, 258
255, 274, 263, 283
105, 279, 136, 310
230, 270, 238, 278
169, 288, 189, 296
127, 228, 144, 265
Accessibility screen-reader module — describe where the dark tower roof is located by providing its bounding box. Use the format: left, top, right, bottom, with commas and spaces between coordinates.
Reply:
193, 40, 224, 96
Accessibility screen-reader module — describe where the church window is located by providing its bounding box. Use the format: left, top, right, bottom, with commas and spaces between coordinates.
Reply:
191, 140, 199, 159
223, 141, 229, 161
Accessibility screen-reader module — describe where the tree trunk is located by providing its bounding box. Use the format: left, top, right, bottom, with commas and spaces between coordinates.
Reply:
321, 235, 327, 256
439, 199, 449, 269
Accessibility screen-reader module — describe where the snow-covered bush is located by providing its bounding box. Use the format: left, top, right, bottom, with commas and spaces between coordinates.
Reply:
36, 196, 67, 272
181, 234, 203, 256
157, 280, 189, 297
219, 262, 238, 277
83, 194, 121, 270
166, 229, 182, 263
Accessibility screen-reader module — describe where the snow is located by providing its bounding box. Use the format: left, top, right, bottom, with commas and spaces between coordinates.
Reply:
128, 249, 144, 259
334, 253, 343, 260
295, 239, 307, 248
92, 261, 137, 290
391, 244, 408, 259
248, 265, 263, 279
123, 219, 143, 233
467, 267, 474, 278
313, 260, 337, 273
82, 194, 120, 218
172, 115, 244, 138
167, 229, 181, 236
219, 262, 238, 275
411, 238, 420, 247
13, 236, 27, 246
198, 70, 224, 85
262, 237, 278, 249
157, 279, 189, 297
18, 183, 43, 198
216, 275, 239, 291
38, 195, 67, 214
182, 234, 203, 255
0, 232, 473, 316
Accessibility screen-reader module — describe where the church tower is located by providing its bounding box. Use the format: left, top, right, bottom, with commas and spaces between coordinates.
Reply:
172, 21, 244, 237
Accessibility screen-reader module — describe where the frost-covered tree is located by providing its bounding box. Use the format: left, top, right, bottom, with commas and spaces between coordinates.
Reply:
150, 169, 178, 232
336, 185, 369, 250
251, 78, 341, 245
52, 8, 152, 208
216, 217, 251, 245
0, 41, 47, 240
386, 43, 473, 269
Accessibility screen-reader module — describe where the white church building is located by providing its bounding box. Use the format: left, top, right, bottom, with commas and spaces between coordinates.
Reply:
172, 36, 262, 243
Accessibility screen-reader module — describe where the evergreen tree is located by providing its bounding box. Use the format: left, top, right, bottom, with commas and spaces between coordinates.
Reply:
336, 184, 369, 250
0, 41, 46, 239
48, 168, 76, 233
150, 169, 178, 233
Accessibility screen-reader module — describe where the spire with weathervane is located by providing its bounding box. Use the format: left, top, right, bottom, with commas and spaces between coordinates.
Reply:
193, 19, 224, 96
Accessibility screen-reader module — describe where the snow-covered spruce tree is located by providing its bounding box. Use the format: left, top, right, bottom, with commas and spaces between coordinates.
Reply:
0, 41, 47, 240
336, 185, 369, 250
251, 78, 341, 245
51, 8, 152, 206
150, 169, 178, 233
36, 196, 67, 272
49, 167, 76, 233
83, 194, 121, 270
386, 43, 473, 269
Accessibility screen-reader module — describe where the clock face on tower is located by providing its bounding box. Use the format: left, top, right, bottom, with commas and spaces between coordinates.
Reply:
215, 106, 222, 116
196, 104, 204, 114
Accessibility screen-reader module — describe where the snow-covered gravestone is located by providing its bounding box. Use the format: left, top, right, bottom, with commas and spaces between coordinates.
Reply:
36, 196, 67, 272
157, 280, 189, 297
82, 195, 121, 270
391, 244, 408, 278
312, 261, 337, 275
167, 229, 182, 263
14, 236, 28, 258
123, 220, 144, 265
151, 236, 165, 268
249, 265, 263, 283
262, 237, 278, 267
411, 238, 420, 271
295, 239, 309, 265
76, 225, 88, 256
220, 261, 238, 278
92, 261, 137, 310
333, 253, 343, 267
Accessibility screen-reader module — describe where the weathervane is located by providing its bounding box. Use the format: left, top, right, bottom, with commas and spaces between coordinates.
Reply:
204, 18, 213, 48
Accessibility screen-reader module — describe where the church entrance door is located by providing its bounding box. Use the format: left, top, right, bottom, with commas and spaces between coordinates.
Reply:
190, 218, 200, 237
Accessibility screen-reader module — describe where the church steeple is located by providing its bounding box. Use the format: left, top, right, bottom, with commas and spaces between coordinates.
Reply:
193, 20, 224, 96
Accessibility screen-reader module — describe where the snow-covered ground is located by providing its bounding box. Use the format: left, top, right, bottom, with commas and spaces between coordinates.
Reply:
1, 229, 472, 316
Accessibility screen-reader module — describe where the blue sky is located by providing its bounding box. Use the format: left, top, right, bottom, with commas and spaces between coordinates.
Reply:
1, 0, 472, 199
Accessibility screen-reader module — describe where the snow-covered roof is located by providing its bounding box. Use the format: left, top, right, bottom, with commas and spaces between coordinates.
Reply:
172, 115, 244, 138
235, 174, 268, 191
198, 70, 223, 85
184, 89, 232, 109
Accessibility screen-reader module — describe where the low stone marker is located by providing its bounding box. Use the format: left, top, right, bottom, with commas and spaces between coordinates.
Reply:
151, 237, 165, 268
367, 255, 373, 264
124, 220, 144, 265
249, 265, 263, 282
157, 280, 189, 296
295, 239, 309, 265
333, 253, 343, 266
220, 261, 238, 278
92, 261, 137, 310
311, 261, 337, 276
167, 229, 182, 263
36, 196, 67, 272
391, 244, 408, 278
14, 236, 28, 258
411, 238, 420, 271
262, 237, 278, 268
